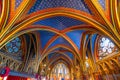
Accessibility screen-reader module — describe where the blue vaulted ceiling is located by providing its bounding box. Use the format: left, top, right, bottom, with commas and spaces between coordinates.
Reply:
35, 16, 85, 52
34, 16, 84, 30
15, 0, 102, 60
28, 0, 91, 14
39, 31, 55, 48
48, 52, 73, 60
15, 0, 106, 13
48, 37, 72, 49
65, 52, 74, 59
66, 30, 84, 49
35, 16, 85, 50
32, 14, 94, 59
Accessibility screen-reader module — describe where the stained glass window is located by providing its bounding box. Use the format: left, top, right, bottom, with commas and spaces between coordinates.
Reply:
50, 63, 70, 79
98, 37, 118, 59
6, 37, 21, 53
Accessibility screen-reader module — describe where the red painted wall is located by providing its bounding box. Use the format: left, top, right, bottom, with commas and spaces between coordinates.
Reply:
7, 75, 28, 80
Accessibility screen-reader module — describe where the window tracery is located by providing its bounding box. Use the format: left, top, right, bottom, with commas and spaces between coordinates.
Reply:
5, 37, 21, 54
51, 63, 70, 79
98, 37, 118, 59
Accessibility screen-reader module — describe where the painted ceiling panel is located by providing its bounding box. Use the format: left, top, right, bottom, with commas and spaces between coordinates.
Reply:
51, 48, 69, 54
48, 37, 72, 49
28, 0, 42, 13
98, 0, 105, 10
48, 52, 56, 59
48, 52, 73, 60
66, 30, 84, 49
48, 53, 62, 60
15, 0, 22, 8
39, 31, 55, 48
54, 17, 84, 28
34, 16, 84, 30
34, 17, 65, 30
28, 0, 91, 14
65, 52, 73, 59
91, 34, 98, 54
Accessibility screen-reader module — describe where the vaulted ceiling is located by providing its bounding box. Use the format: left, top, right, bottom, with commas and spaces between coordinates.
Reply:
0, 0, 120, 73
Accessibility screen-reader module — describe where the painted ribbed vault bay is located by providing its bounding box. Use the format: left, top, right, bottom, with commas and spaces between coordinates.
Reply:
28, 0, 91, 14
